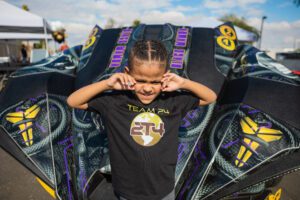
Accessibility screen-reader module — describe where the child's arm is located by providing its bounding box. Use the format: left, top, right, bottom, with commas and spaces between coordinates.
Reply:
161, 72, 217, 106
67, 73, 136, 110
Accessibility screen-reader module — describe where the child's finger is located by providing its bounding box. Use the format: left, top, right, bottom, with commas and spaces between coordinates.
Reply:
123, 75, 135, 90
119, 79, 124, 90
162, 86, 169, 92
166, 77, 172, 82
124, 74, 132, 86
161, 82, 165, 89
117, 74, 125, 85
167, 73, 175, 79
127, 74, 136, 84
130, 76, 136, 84
127, 75, 135, 85
126, 80, 133, 90
125, 84, 130, 90
121, 75, 126, 86
128, 85, 134, 90
163, 70, 171, 75
161, 78, 168, 83
124, 75, 129, 86
162, 81, 168, 89
163, 71, 172, 76
123, 75, 129, 86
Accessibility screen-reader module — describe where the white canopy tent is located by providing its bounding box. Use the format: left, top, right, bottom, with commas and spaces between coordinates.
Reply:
0, 1, 52, 40
0, 32, 52, 40
0, 1, 53, 65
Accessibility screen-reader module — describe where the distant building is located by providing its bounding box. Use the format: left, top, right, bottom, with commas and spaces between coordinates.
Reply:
276, 52, 300, 70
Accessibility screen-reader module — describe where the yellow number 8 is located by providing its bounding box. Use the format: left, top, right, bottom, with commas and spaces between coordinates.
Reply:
217, 25, 236, 51
220, 25, 236, 40
83, 28, 98, 50
217, 36, 236, 51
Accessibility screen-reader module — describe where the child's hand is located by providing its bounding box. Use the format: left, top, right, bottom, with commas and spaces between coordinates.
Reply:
161, 72, 186, 92
106, 73, 136, 90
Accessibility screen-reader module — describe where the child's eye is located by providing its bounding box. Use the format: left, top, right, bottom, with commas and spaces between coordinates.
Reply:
151, 82, 161, 85
136, 80, 146, 84
135, 80, 161, 85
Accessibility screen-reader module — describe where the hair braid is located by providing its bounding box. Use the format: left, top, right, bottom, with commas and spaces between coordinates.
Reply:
128, 40, 168, 71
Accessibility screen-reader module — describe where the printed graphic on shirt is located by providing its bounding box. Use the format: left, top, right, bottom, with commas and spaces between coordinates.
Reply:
130, 112, 165, 147
127, 104, 170, 115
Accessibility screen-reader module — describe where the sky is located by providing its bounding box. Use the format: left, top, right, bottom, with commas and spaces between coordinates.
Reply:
5, 0, 300, 51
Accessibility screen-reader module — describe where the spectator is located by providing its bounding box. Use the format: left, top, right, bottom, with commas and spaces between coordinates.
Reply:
21, 44, 28, 65
59, 41, 69, 51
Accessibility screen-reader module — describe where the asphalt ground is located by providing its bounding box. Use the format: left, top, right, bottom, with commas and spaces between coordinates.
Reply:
1, 147, 300, 200
0, 148, 53, 200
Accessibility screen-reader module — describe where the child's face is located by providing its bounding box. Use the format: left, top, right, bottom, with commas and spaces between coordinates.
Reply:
126, 62, 166, 105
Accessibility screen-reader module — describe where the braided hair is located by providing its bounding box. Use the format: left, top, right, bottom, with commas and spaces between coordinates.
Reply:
128, 40, 168, 71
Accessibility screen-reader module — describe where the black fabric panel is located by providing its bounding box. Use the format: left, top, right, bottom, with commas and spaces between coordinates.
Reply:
47, 73, 75, 96
75, 28, 121, 88
0, 127, 54, 188
218, 77, 249, 104
187, 28, 225, 95
143, 25, 163, 40
0, 73, 49, 111
0, 73, 75, 111
0, 26, 52, 33
220, 77, 300, 129
206, 149, 300, 200
86, 171, 110, 199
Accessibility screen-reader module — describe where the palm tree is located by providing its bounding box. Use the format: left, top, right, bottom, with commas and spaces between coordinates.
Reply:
132, 19, 141, 27
219, 14, 259, 37
22, 4, 29, 11
105, 18, 116, 29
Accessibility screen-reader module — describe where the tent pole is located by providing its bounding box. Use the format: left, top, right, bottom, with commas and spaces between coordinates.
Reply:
5, 40, 10, 67
43, 18, 49, 57
5, 40, 10, 56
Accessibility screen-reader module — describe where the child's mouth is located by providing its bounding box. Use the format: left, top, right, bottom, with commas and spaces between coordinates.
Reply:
140, 93, 154, 98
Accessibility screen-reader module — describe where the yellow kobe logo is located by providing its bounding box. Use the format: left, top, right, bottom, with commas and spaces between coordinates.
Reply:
265, 188, 282, 200
235, 117, 282, 167
6, 104, 40, 146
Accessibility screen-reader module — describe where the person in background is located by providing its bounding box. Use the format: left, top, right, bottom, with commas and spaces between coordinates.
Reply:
21, 44, 28, 65
59, 41, 69, 51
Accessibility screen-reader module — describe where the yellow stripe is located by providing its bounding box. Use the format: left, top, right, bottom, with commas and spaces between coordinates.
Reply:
236, 145, 246, 167
265, 188, 282, 200
36, 177, 56, 199
240, 117, 256, 134
26, 105, 40, 118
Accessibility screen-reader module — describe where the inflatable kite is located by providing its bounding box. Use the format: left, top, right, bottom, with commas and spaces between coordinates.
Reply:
0, 22, 299, 200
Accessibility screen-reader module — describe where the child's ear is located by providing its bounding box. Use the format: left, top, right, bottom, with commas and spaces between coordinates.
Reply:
125, 66, 130, 74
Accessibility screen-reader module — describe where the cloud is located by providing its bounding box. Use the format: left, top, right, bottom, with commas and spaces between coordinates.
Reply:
202, 0, 265, 18
6, 0, 300, 51
248, 18, 300, 50
277, 1, 293, 8
141, 10, 186, 24
64, 23, 95, 45
203, 0, 266, 9
7, 0, 188, 45
245, 7, 263, 16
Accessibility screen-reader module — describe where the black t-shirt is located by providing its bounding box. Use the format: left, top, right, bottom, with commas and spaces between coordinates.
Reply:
21, 48, 27, 58
87, 90, 199, 200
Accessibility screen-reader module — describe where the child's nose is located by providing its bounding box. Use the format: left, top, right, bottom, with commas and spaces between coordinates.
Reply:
143, 84, 153, 93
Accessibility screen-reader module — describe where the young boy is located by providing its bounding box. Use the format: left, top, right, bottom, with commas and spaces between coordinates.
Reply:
67, 40, 217, 200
